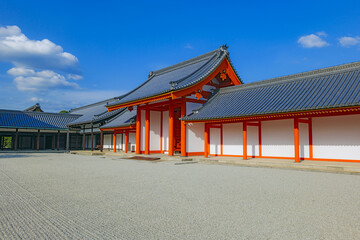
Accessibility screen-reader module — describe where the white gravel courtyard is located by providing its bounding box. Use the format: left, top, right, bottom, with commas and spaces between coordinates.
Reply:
1, 153, 360, 239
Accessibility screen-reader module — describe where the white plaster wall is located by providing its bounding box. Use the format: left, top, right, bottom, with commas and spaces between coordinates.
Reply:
262, 119, 294, 157
115, 133, 123, 151
103, 134, 113, 150
150, 111, 161, 151
186, 102, 203, 115
186, 122, 204, 153
140, 110, 145, 151
129, 133, 136, 152
299, 123, 309, 158
210, 128, 221, 155
247, 125, 259, 157
162, 111, 169, 152
313, 115, 360, 160
223, 123, 243, 155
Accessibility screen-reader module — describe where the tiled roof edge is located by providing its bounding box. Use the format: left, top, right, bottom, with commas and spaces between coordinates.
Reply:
219, 60, 360, 95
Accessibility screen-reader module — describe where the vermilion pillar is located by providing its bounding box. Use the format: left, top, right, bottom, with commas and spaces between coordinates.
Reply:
136, 106, 141, 154
125, 131, 129, 153
204, 124, 209, 158
309, 118, 313, 160
145, 108, 150, 154
181, 98, 187, 157
168, 101, 174, 156
243, 122, 247, 160
114, 131, 117, 153
294, 118, 300, 163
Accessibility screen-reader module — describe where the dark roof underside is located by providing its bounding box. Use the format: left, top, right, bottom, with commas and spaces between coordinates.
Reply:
0, 110, 81, 130
107, 45, 238, 108
183, 61, 360, 121
100, 108, 137, 129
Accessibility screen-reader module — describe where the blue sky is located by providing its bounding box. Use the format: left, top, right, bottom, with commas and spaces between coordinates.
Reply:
0, 0, 359, 112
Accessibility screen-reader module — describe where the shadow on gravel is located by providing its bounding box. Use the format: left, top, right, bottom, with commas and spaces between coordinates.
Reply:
0, 154, 31, 159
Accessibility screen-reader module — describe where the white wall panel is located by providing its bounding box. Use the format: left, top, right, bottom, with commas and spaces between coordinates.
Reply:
140, 110, 145, 151
186, 122, 204, 153
299, 122, 309, 158
103, 134, 113, 150
115, 133, 123, 151
313, 115, 360, 160
150, 111, 161, 151
210, 128, 221, 155
262, 119, 294, 157
162, 111, 169, 151
129, 133, 136, 152
223, 123, 243, 155
247, 125, 259, 157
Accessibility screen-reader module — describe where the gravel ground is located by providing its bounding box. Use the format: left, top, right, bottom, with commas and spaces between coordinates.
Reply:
0, 153, 360, 240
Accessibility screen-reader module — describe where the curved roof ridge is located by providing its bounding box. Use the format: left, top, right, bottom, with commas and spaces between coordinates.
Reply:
220, 60, 360, 95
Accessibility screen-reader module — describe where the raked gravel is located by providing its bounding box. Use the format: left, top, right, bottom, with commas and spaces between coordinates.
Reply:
0, 153, 360, 239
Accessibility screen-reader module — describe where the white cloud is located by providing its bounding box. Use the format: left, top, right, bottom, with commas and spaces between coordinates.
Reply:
8, 67, 79, 91
184, 43, 194, 49
298, 32, 329, 48
0, 25, 79, 72
67, 74, 83, 80
338, 36, 360, 47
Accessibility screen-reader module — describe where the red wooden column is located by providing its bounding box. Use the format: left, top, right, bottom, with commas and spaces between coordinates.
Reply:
243, 122, 247, 160
124, 130, 129, 153
204, 124, 209, 158
136, 106, 141, 154
294, 118, 300, 163
114, 130, 117, 153
181, 97, 187, 157
145, 107, 150, 154
168, 100, 174, 156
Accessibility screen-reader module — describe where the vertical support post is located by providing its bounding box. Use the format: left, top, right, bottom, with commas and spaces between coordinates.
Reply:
181, 97, 187, 157
37, 129, 40, 151
57, 130, 60, 150
136, 106, 141, 154
14, 128, 18, 151
160, 111, 163, 153
82, 126, 86, 150
308, 118, 313, 160
204, 124, 209, 158
168, 100, 174, 156
243, 121, 247, 160
125, 131, 129, 153
258, 121, 262, 157
100, 131, 104, 152
66, 130, 70, 151
220, 124, 223, 156
294, 118, 300, 163
145, 107, 150, 155
91, 124, 94, 151
114, 131, 117, 152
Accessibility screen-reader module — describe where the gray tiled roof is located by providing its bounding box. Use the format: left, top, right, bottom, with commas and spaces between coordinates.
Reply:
183, 61, 360, 121
0, 110, 81, 130
100, 108, 137, 129
68, 97, 124, 126
107, 45, 241, 108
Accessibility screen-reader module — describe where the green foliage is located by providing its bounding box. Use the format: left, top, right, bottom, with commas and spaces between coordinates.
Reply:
59, 110, 69, 113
